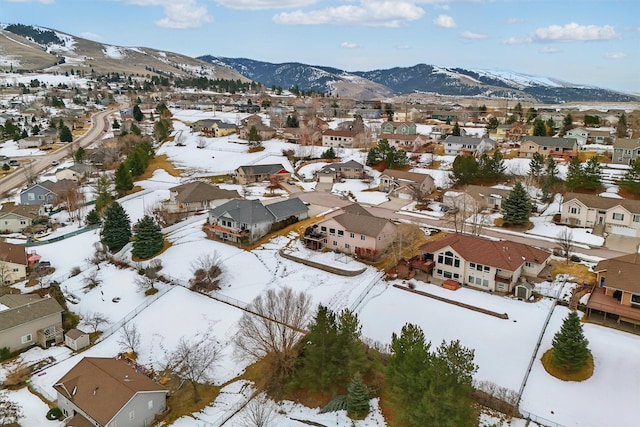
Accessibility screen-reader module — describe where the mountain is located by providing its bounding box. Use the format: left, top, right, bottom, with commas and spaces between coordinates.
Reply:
0, 24, 246, 81
203, 57, 638, 103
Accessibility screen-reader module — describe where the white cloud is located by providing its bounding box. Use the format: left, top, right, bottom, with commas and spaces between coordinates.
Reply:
123, 0, 212, 28
534, 22, 618, 41
501, 36, 532, 45
460, 30, 487, 39
214, 0, 316, 9
80, 32, 102, 41
340, 42, 358, 49
539, 46, 562, 54
273, 1, 424, 27
433, 14, 456, 28
506, 17, 524, 25
604, 52, 626, 59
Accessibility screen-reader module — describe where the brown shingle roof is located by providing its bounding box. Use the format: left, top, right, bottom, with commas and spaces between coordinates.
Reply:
54, 357, 167, 426
564, 192, 640, 213
0, 241, 28, 265
331, 205, 393, 237
594, 253, 640, 293
170, 181, 238, 204
0, 203, 41, 220
0, 295, 63, 332
381, 169, 433, 185
419, 233, 550, 271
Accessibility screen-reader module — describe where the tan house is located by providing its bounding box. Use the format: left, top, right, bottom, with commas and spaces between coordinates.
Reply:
443, 185, 512, 213
379, 170, 435, 200
588, 254, 640, 327
418, 233, 550, 293
321, 129, 358, 148
303, 204, 396, 260
54, 357, 168, 427
55, 163, 95, 182
0, 203, 46, 233
518, 136, 578, 160
235, 164, 291, 185
0, 294, 64, 352
0, 240, 28, 284
561, 192, 640, 238
316, 160, 365, 183
379, 133, 428, 151
165, 181, 239, 213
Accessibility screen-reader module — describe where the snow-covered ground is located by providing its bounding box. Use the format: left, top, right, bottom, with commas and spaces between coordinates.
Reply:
2, 107, 639, 427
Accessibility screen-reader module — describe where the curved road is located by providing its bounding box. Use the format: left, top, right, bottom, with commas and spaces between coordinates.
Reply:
0, 107, 116, 195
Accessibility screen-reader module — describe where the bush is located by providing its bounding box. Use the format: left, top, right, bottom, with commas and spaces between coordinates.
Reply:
570, 254, 581, 262
46, 407, 63, 420
0, 346, 11, 361
69, 266, 82, 277
62, 311, 80, 331
494, 217, 505, 227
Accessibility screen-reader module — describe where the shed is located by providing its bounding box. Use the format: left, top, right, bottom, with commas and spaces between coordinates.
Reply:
514, 282, 535, 300
65, 328, 90, 351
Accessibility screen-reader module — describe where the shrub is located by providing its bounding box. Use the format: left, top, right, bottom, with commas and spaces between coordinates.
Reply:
69, 266, 82, 277
494, 217, 505, 227
0, 346, 11, 361
570, 254, 581, 262
62, 311, 80, 331
46, 407, 63, 420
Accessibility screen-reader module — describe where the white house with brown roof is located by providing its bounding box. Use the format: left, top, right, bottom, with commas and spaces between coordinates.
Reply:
165, 181, 239, 213
518, 136, 579, 160
321, 129, 358, 148
561, 192, 640, 238
303, 204, 396, 260
0, 294, 64, 352
54, 357, 168, 427
315, 160, 365, 183
0, 240, 28, 284
379, 170, 435, 200
235, 164, 291, 185
418, 233, 550, 293
0, 203, 46, 233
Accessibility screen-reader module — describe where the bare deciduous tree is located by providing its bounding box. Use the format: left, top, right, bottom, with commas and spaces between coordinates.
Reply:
556, 228, 574, 264
189, 252, 222, 292
82, 270, 102, 291
385, 223, 426, 267
86, 242, 108, 270
234, 287, 311, 382
238, 394, 276, 427
0, 390, 23, 425
83, 311, 110, 333
118, 322, 141, 355
163, 330, 222, 403
135, 270, 157, 292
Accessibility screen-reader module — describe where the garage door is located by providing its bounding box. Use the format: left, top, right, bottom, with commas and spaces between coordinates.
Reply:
399, 192, 413, 200
611, 225, 638, 237
318, 175, 334, 183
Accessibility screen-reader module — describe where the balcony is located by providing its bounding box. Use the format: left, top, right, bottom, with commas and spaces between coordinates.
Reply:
205, 223, 250, 238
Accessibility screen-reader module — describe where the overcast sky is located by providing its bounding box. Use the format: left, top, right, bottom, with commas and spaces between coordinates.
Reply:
1, 0, 638, 94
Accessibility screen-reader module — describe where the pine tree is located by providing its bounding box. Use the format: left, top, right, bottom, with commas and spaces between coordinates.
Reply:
565, 157, 583, 191
451, 155, 479, 185
321, 147, 336, 159
114, 163, 133, 196
452, 122, 461, 136
248, 125, 261, 144
133, 104, 144, 122
616, 112, 627, 138
74, 146, 85, 163
94, 174, 114, 212
551, 311, 590, 372
346, 373, 370, 418
59, 124, 73, 142
528, 152, 545, 182
85, 208, 101, 226
100, 202, 131, 252
582, 156, 603, 191
533, 118, 547, 136
131, 215, 164, 259
127, 150, 145, 177
619, 158, 640, 194
502, 181, 531, 225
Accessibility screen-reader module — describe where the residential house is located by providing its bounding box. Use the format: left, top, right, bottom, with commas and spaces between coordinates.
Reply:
518, 136, 578, 160
429, 123, 453, 140
238, 115, 276, 140
0, 240, 28, 284
588, 254, 640, 327
489, 125, 510, 142
303, 203, 396, 260
560, 192, 640, 238
380, 121, 417, 135
64, 328, 90, 351
379, 133, 428, 151
443, 185, 512, 213
418, 233, 550, 293
165, 181, 239, 213
443, 136, 496, 156
235, 164, 291, 185
316, 160, 365, 183
431, 111, 459, 122
54, 357, 168, 427
20, 180, 76, 206
321, 129, 358, 148
206, 198, 308, 244
612, 139, 640, 165
18, 135, 53, 149
0, 203, 46, 233
0, 294, 64, 352
55, 163, 95, 182
379, 170, 435, 200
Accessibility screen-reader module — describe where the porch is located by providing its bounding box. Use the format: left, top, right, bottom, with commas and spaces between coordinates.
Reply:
586, 287, 640, 333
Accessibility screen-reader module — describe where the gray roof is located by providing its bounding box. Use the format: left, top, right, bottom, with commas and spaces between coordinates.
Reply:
170, 181, 238, 203
381, 169, 433, 185
613, 138, 640, 149
0, 295, 64, 332
237, 164, 287, 175
265, 198, 308, 222
210, 199, 274, 225
444, 136, 488, 146
65, 328, 88, 340
464, 185, 512, 200
332, 211, 392, 237
523, 136, 577, 149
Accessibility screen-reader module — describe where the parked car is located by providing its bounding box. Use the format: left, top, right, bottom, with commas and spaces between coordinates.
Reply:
51, 160, 59, 166
8, 160, 20, 167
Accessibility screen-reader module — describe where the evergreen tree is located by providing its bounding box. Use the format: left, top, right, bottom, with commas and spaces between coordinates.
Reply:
21, 128, 28, 139
133, 104, 144, 122
502, 181, 531, 225
366, 139, 407, 168
565, 157, 584, 191
131, 215, 164, 259
561, 113, 573, 135
478, 150, 505, 182
94, 174, 113, 212
513, 102, 523, 120
85, 208, 101, 226
112, 118, 121, 129
286, 115, 299, 128
74, 146, 85, 163
126, 150, 146, 177
452, 122, 461, 136
526, 107, 537, 123
114, 163, 133, 196
248, 125, 261, 147
551, 311, 591, 371
100, 202, 131, 252
619, 158, 640, 194
528, 152, 545, 182
546, 118, 556, 136
321, 147, 336, 159
346, 373, 370, 418
582, 156, 603, 191
616, 112, 627, 138
59, 124, 73, 142
485, 117, 499, 130
533, 118, 547, 136
451, 155, 478, 185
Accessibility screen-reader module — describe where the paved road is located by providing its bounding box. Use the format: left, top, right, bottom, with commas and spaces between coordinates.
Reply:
0, 107, 116, 196
291, 190, 627, 260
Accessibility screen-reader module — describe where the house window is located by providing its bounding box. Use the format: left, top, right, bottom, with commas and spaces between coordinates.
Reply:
525, 261, 534, 268
338, 230, 344, 236
329, 228, 335, 235
469, 263, 476, 269
38, 195, 45, 200
483, 266, 490, 272
28, 193, 35, 200
483, 279, 489, 287
333, 240, 337, 246
443, 270, 452, 279
350, 232, 355, 238
436, 269, 443, 276
21, 334, 32, 344
361, 235, 365, 240
631, 294, 640, 308
345, 243, 350, 249
148, 400, 154, 410
468, 275, 474, 283
569, 207, 580, 214
612, 213, 624, 221
438, 251, 459, 267
321, 226, 327, 232
633, 214, 640, 223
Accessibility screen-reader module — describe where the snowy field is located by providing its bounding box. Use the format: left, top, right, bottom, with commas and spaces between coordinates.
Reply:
2, 106, 640, 427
